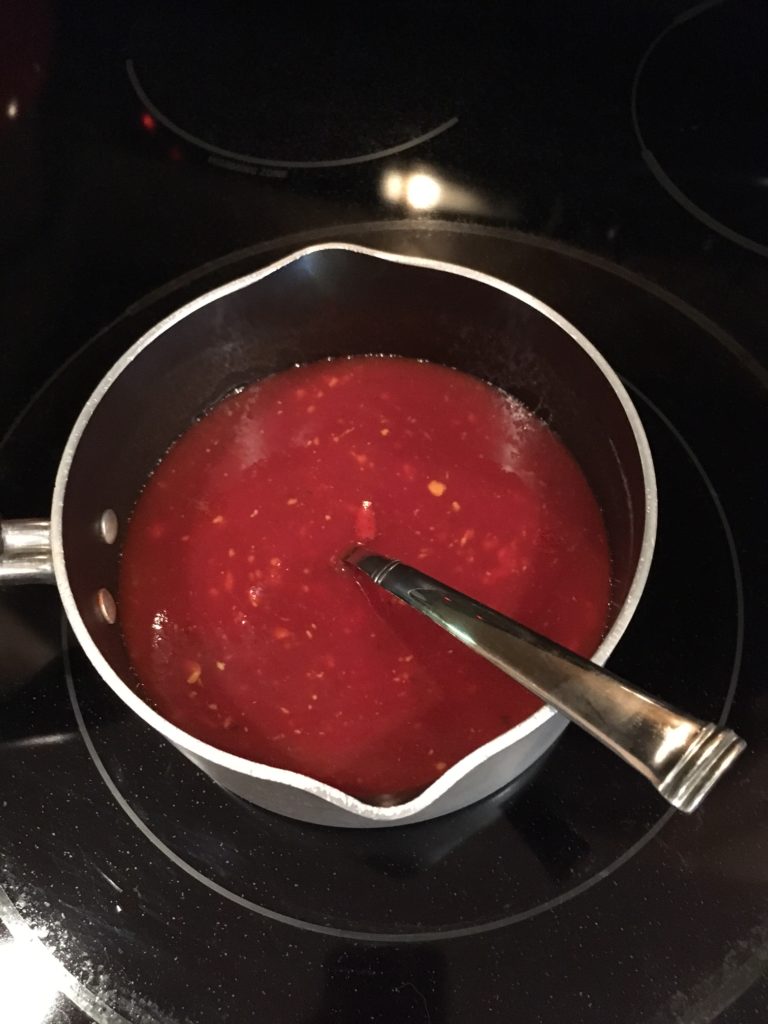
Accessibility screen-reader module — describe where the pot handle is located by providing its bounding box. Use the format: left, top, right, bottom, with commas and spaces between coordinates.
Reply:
0, 518, 54, 584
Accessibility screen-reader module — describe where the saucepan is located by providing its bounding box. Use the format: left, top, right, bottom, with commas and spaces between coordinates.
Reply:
1, 243, 659, 828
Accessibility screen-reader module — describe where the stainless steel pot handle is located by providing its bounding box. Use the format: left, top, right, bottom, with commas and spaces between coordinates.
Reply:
345, 547, 746, 813
0, 518, 54, 584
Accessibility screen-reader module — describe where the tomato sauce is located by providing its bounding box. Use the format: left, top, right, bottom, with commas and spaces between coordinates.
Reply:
119, 356, 611, 799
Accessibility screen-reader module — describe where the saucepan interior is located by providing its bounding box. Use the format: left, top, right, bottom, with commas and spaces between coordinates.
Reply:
51, 244, 655, 825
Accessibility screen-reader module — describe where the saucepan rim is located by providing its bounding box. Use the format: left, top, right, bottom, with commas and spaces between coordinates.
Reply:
50, 242, 658, 822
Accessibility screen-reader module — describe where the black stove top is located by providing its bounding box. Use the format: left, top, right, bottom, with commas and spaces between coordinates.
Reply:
1, 3, 767, 1023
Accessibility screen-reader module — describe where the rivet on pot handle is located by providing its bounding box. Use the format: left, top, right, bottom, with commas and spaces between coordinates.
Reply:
0, 518, 54, 584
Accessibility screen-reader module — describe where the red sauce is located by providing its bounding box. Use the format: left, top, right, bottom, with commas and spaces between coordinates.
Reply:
119, 356, 611, 799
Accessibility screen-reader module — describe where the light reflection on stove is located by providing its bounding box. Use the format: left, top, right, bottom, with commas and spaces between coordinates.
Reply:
384, 171, 443, 210
0, 936, 62, 1024
381, 166, 489, 216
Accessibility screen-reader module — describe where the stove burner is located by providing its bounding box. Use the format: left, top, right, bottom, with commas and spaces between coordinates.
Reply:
126, 5, 469, 169
0, 224, 764, 1023
631, 0, 768, 256
60, 384, 741, 944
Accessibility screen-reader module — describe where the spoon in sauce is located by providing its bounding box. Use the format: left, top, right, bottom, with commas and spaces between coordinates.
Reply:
344, 545, 745, 812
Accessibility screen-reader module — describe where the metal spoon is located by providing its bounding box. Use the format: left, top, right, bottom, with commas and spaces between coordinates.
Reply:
344, 545, 745, 813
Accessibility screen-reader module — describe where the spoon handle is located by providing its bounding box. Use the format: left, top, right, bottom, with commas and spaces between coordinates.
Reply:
345, 546, 745, 813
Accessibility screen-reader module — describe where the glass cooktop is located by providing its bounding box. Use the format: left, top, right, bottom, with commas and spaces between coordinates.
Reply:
1, 2, 766, 1022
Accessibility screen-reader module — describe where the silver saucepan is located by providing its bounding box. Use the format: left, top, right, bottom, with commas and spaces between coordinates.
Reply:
0, 243, 658, 828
